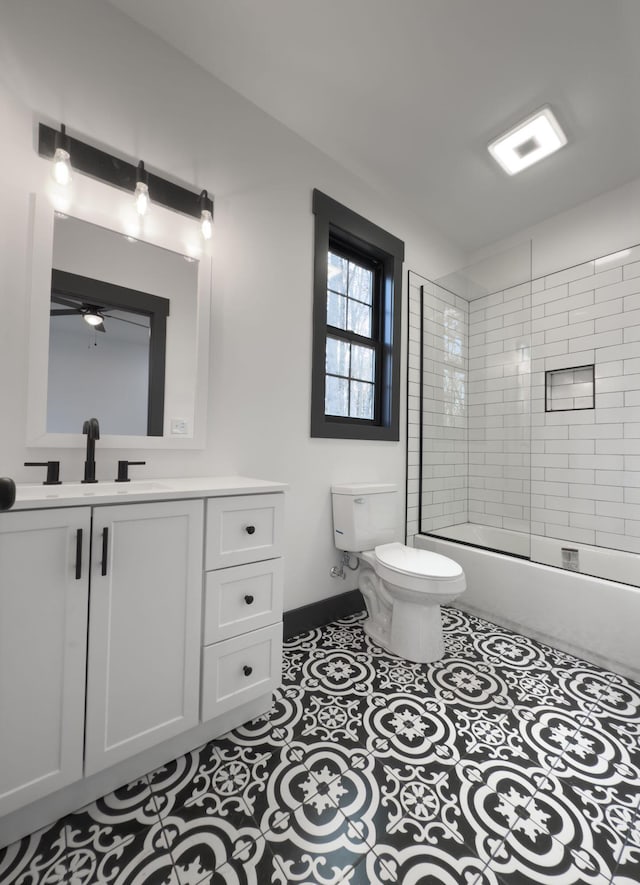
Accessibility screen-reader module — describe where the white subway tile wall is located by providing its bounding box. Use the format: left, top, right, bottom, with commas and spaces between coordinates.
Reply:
531, 253, 640, 554
407, 246, 640, 557
467, 284, 532, 536
406, 274, 468, 540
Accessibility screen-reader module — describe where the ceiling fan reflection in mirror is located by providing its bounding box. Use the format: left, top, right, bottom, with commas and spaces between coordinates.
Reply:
50, 293, 150, 335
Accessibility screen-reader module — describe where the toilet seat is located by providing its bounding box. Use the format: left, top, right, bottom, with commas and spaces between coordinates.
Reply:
375, 542, 463, 580
371, 541, 466, 598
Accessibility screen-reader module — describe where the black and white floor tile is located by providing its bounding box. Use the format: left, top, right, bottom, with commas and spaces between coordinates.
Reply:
1, 606, 639, 884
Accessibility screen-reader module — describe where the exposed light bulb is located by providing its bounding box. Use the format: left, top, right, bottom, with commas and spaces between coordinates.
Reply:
134, 181, 149, 217
52, 147, 72, 185
198, 190, 213, 241
200, 209, 213, 240
52, 124, 72, 186
83, 311, 103, 327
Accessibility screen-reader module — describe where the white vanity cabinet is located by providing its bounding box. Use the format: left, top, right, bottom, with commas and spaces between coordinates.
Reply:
202, 494, 284, 720
0, 507, 90, 816
84, 500, 203, 775
1, 478, 285, 847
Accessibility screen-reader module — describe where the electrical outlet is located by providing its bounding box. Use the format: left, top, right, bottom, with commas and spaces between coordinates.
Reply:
170, 418, 189, 435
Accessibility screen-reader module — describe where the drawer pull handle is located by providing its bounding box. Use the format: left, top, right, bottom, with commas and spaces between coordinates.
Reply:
245, 525, 256, 535
243, 665, 253, 677
244, 594, 254, 605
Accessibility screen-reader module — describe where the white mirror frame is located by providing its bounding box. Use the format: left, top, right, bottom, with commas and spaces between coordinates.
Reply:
26, 170, 211, 450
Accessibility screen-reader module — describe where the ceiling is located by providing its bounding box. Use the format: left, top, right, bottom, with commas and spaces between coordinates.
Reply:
106, 0, 640, 254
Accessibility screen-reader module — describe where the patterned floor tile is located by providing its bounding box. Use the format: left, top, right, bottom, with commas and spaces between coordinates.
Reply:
148, 735, 294, 832
371, 841, 501, 884
611, 802, 640, 883
208, 834, 281, 884
220, 685, 307, 750
423, 655, 515, 717
338, 754, 470, 854
4, 606, 639, 885
484, 826, 612, 884
62, 777, 173, 885
362, 691, 460, 769
65, 816, 176, 885
262, 787, 370, 884
160, 814, 266, 885
0, 820, 67, 885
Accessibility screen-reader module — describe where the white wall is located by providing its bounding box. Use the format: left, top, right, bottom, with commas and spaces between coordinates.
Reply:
47, 318, 149, 435
0, 0, 463, 611
469, 176, 640, 283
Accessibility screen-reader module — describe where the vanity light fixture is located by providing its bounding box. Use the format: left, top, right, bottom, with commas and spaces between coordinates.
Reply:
52, 124, 72, 186
38, 122, 214, 228
134, 161, 150, 216
488, 107, 567, 175
199, 190, 213, 240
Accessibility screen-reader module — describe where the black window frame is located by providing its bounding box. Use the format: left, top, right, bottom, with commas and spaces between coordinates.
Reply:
311, 189, 404, 441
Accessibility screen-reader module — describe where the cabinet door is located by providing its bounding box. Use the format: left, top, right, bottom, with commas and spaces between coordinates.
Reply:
85, 499, 203, 775
0, 507, 90, 816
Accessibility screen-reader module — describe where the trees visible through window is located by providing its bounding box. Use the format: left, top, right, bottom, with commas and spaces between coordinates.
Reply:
324, 247, 380, 421
311, 190, 404, 441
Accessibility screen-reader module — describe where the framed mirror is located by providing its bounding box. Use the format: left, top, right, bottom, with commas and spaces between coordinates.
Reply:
26, 173, 211, 449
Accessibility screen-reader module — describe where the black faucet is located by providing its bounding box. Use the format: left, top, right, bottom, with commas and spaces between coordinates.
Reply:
82, 417, 100, 484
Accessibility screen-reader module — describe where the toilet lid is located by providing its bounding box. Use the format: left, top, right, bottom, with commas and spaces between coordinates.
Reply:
375, 542, 463, 580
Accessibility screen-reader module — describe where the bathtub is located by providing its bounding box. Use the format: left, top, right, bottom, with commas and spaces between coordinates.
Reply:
416, 524, 640, 682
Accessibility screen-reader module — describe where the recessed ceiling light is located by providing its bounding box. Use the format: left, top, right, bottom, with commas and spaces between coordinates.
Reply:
488, 107, 567, 175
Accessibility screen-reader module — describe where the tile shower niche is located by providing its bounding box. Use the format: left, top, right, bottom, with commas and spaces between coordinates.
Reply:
545, 364, 595, 412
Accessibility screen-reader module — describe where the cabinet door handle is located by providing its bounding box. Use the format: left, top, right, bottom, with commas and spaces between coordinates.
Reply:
244, 525, 256, 535
101, 527, 109, 576
75, 528, 83, 580
243, 665, 253, 677
244, 594, 254, 605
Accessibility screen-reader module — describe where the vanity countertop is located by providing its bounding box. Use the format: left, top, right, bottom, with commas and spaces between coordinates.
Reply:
9, 476, 287, 511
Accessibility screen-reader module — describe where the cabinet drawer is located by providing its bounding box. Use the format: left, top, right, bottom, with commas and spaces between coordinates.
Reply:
206, 494, 284, 569
204, 559, 283, 643
201, 623, 282, 720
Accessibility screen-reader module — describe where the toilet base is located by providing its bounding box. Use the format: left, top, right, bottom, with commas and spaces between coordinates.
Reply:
390, 599, 445, 664
358, 562, 449, 664
362, 601, 445, 664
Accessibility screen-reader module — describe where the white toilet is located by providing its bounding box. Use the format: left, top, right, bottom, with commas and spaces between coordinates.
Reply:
331, 483, 466, 663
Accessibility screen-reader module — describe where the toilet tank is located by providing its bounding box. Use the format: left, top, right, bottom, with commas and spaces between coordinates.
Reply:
331, 483, 399, 552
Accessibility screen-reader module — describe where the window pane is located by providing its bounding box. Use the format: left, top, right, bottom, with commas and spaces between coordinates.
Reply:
350, 381, 374, 420
328, 252, 348, 295
348, 262, 373, 304
325, 337, 350, 377
351, 344, 374, 382
327, 291, 346, 329
347, 299, 372, 337
325, 375, 349, 416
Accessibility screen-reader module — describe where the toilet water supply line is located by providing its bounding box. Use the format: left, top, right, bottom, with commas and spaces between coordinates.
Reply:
330, 550, 360, 579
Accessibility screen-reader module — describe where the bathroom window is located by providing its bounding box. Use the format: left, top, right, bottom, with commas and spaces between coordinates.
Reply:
311, 189, 404, 440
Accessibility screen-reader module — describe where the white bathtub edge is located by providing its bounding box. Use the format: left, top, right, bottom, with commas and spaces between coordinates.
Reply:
416, 534, 640, 684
